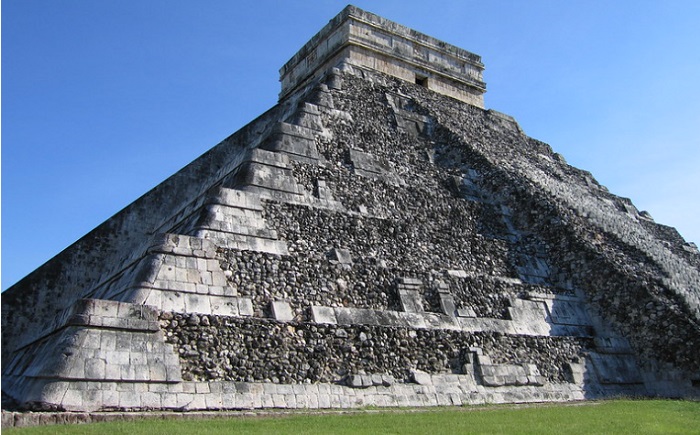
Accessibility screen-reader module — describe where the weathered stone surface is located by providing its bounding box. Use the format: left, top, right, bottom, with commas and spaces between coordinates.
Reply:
270, 301, 294, 322
3, 5, 699, 414
279, 6, 486, 106
310, 306, 338, 324
160, 313, 592, 385
410, 369, 432, 385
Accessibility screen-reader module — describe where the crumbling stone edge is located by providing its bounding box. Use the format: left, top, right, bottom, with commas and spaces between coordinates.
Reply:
2, 400, 603, 429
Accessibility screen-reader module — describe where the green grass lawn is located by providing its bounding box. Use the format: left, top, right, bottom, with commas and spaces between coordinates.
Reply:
5, 399, 699, 434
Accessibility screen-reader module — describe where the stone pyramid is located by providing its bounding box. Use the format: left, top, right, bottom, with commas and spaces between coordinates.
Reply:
3, 6, 699, 412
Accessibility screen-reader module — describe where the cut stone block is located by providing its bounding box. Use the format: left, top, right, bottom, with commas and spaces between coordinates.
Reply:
271, 301, 295, 322
398, 290, 423, 313
456, 307, 477, 318
311, 306, 338, 324
238, 298, 254, 316
410, 369, 432, 385
328, 248, 353, 264
439, 294, 457, 316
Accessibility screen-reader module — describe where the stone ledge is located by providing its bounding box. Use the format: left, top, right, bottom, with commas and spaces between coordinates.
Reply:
237, 163, 304, 196
194, 232, 288, 256
271, 122, 317, 140
310, 303, 551, 336
14, 299, 160, 351
260, 123, 322, 164
2, 378, 590, 415
148, 234, 218, 259
208, 188, 263, 212
242, 148, 291, 170
3, 401, 609, 429
143, 289, 252, 317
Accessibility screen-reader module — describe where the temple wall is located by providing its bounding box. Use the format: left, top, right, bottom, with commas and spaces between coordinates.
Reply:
279, 5, 485, 106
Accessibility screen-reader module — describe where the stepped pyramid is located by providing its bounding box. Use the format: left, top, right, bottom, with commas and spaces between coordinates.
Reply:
3, 6, 699, 412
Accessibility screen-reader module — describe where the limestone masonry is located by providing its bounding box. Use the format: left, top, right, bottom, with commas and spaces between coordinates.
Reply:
280, 6, 486, 106
2, 5, 699, 414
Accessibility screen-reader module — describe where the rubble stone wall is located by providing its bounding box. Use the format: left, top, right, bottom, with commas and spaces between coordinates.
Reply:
160, 312, 590, 385
307, 69, 700, 376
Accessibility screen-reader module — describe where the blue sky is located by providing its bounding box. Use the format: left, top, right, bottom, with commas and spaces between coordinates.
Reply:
3, 0, 699, 289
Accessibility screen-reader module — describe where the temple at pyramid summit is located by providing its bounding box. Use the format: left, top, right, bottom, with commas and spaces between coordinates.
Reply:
2, 6, 699, 412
